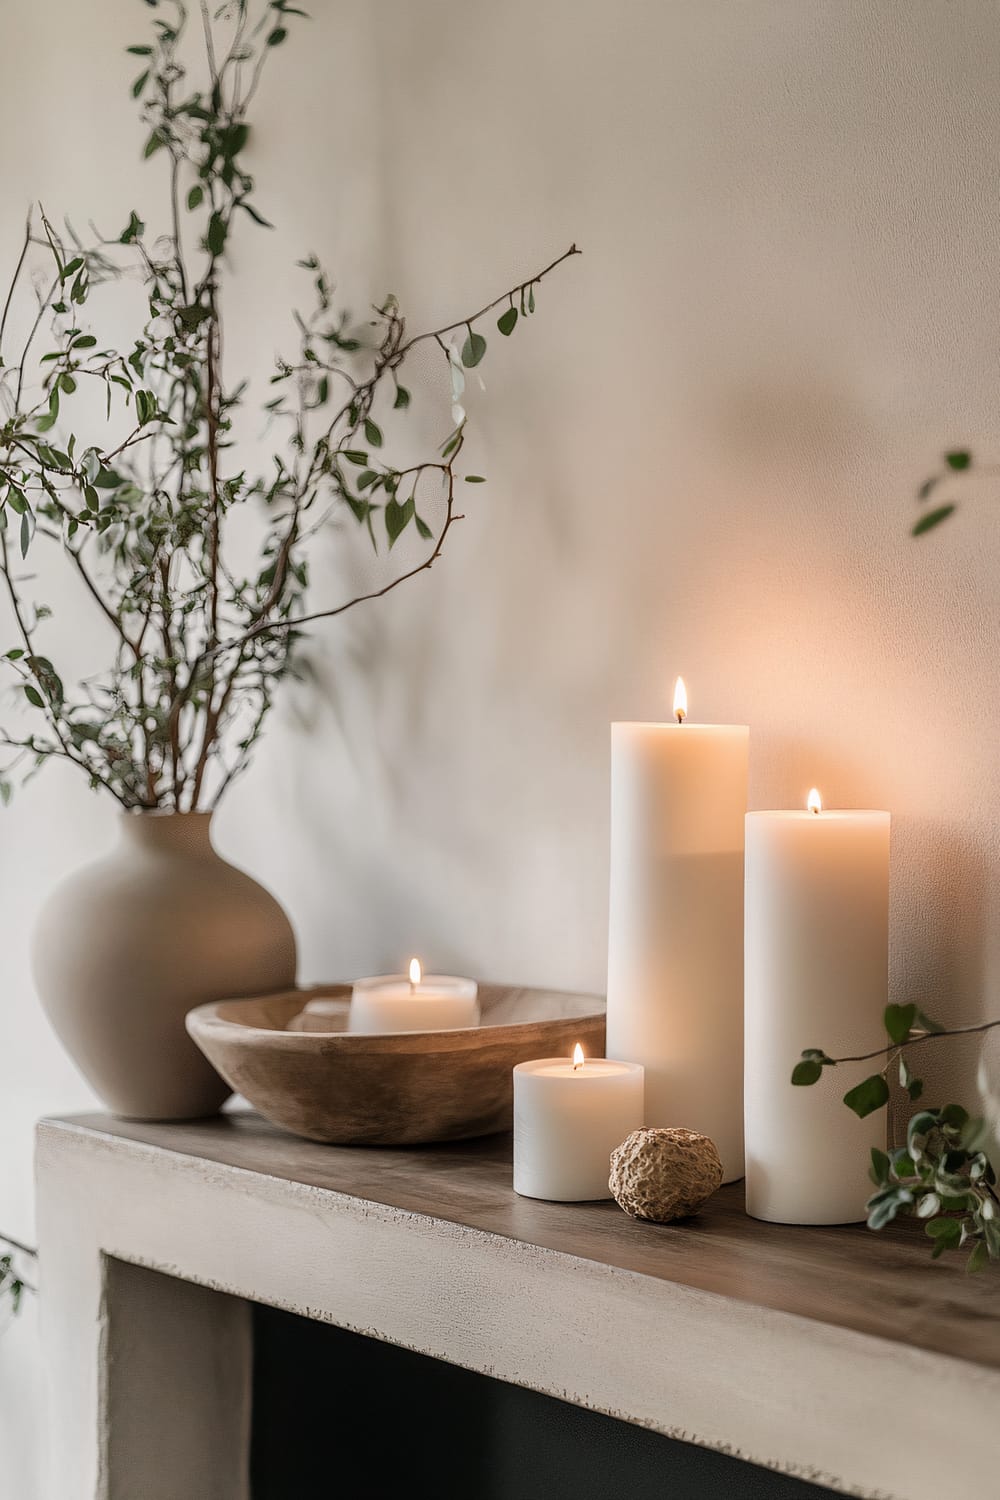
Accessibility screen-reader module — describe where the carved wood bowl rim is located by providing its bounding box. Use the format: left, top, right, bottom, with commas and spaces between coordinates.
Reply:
187, 984, 606, 1057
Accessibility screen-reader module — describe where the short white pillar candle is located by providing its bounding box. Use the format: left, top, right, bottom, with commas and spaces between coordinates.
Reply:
513, 1047, 645, 1201
349, 960, 479, 1034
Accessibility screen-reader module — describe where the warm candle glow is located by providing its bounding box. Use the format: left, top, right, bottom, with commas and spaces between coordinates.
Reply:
408, 957, 422, 989
572, 1043, 585, 1071
673, 676, 687, 724
807, 788, 822, 815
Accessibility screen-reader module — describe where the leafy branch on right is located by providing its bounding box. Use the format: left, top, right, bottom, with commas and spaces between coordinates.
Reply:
792, 1003, 1000, 1270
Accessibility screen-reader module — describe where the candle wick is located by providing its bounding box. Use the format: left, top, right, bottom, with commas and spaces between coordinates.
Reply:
675, 709, 686, 725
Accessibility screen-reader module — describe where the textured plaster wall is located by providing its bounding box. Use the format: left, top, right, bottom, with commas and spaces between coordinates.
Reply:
3, 1, 1000, 1491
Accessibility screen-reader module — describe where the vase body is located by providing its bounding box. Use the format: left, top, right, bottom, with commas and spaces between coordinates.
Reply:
33, 811, 296, 1120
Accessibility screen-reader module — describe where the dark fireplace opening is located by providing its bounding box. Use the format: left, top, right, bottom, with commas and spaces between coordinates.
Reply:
251, 1304, 834, 1500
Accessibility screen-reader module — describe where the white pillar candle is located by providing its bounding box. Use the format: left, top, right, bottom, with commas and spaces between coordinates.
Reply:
349, 960, 479, 1034
514, 1047, 644, 1201
606, 679, 749, 1181
744, 791, 890, 1225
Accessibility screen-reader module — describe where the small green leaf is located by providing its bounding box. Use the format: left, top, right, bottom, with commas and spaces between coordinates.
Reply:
912, 504, 955, 537
268, 26, 288, 43
143, 130, 166, 159
414, 513, 433, 540
364, 419, 383, 448
343, 450, 368, 465
71, 334, 97, 350
843, 1074, 889, 1118
187, 185, 204, 211
23, 684, 44, 709
384, 495, 415, 547
461, 329, 487, 368
967, 1239, 989, 1273
126, 44, 153, 55
206, 212, 227, 256
528, 284, 535, 313
131, 70, 150, 99
393, 385, 411, 410
497, 306, 518, 336
120, 211, 145, 245
885, 1002, 917, 1045
945, 449, 971, 471
925, 1216, 962, 1245
791, 1059, 823, 1086
869, 1147, 890, 1185
464, 475, 486, 483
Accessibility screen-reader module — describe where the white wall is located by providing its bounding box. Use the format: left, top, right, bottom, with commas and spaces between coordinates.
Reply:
4, 1, 1000, 1491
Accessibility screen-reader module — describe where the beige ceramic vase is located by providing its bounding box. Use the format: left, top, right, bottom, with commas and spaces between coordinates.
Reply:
33, 810, 296, 1120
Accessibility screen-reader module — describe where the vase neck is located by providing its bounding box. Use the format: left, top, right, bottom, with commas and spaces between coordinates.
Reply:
119, 811, 216, 859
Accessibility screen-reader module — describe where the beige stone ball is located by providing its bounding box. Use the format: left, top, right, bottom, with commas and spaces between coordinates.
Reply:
609, 1127, 723, 1223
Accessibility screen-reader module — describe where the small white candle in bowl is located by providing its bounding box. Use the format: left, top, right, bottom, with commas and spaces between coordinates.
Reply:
348, 959, 479, 1034
514, 1045, 644, 1201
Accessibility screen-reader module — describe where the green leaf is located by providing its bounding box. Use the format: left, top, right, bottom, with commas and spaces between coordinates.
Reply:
885, 1003, 917, 1045
384, 495, 415, 546
71, 334, 97, 350
528, 284, 535, 313
869, 1147, 890, 1185
461, 329, 487, 368
925, 1217, 962, 1246
268, 26, 288, 43
497, 306, 518, 336
120, 211, 145, 245
187, 185, 204, 211
464, 475, 486, 483
414, 513, 433, 541
364, 419, 383, 448
791, 1059, 823, 1086
206, 212, 227, 257
23, 684, 44, 709
126, 44, 153, 55
19, 509, 32, 558
967, 1239, 989, 1273
131, 70, 150, 99
60, 257, 84, 281
945, 449, 971, 471
143, 130, 166, 159
393, 385, 411, 410
843, 1074, 889, 1118
343, 450, 368, 465
912, 504, 955, 537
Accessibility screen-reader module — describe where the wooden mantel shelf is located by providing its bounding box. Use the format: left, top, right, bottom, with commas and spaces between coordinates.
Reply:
36, 1112, 1000, 1500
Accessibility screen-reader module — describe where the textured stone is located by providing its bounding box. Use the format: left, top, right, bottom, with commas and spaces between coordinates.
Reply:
609, 1127, 723, 1222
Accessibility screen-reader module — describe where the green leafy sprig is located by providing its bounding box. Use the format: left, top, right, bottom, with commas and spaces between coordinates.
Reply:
0, 0, 580, 812
0, 1234, 36, 1319
793, 1004, 1000, 1269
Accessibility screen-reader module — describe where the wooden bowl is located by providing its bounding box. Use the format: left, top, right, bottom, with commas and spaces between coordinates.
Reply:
186, 983, 606, 1146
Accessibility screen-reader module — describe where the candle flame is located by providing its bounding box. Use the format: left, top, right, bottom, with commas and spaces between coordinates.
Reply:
572, 1043, 585, 1070
408, 957, 422, 987
807, 788, 822, 815
673, 676, 687, 724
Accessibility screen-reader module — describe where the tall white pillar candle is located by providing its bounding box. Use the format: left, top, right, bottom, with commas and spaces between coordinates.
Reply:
606, 681, 748, 1181
744, 793, 890, 1224
513, 1048, 644, 1201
